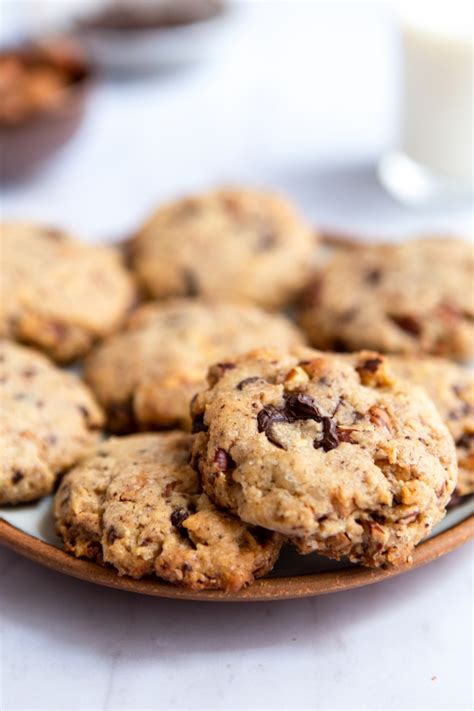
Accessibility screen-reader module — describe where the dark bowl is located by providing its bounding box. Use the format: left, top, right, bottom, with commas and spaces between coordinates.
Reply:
0, 42, 93, 182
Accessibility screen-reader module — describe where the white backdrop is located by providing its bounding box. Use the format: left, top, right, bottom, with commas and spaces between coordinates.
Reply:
1, 3, 472, 710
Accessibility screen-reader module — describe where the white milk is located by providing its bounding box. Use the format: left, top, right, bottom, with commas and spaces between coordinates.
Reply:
399, 1, 473, 185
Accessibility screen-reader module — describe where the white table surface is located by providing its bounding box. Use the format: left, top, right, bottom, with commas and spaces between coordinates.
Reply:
0, 3, 473, 710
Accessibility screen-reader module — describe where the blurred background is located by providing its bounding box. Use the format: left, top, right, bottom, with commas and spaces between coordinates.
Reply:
0, 0, 472, 241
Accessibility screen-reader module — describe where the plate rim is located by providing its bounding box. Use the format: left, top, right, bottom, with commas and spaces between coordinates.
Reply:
1, 514, 472, 602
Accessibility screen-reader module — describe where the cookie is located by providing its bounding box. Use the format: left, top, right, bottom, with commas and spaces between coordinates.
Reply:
84, 299, 305, 432
298, 237, 474, 360
0, 341, 104, 505
130, 187, 316, 309
54, 432, 282, 591
389, 356, 473, 497
191, 348, 457, 568
0, 222, 136, 362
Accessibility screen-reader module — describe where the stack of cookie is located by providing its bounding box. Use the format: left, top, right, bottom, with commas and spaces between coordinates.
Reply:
1, 188, 472, 592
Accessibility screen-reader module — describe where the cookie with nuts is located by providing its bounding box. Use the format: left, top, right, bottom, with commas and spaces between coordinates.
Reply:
191, 348, 457, 568
84, 299, 304, 432
0, 222, 136, 362
0, 341, 104, 505
389, 355, 473, 497
130, 187, 316, 309
298, 237, 474, 360
54, 432, 282, 591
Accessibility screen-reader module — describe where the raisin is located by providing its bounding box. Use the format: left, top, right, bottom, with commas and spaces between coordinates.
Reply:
214, 448, 235, 472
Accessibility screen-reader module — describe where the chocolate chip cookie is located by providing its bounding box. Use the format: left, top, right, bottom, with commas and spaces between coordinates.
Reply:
130, 187, 316, 308
389, 356, 473, 497
1, 222, 136, 362
54, 432, 282, 591
298, 237, 474, 360
191, 348, 457, 568
0, 341, 104, 505
84, 299, 305, 432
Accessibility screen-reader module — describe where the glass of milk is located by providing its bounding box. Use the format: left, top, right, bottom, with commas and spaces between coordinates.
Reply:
379, 0, 473, 205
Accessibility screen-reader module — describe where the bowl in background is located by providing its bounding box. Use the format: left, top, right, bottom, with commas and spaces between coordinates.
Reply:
73, 0, 231, 73
0, 41, 93, 182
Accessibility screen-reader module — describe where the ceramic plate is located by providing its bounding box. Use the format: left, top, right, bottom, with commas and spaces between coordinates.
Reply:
1, 496, 472, 601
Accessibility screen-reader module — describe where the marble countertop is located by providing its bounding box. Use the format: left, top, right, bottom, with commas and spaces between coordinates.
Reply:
1, 3, 472, 709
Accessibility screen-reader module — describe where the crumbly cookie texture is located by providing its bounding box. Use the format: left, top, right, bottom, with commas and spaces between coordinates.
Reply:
0, 341, 104, 505
0, 222, 136, 362
130, 187, 316, 309
389, 356, 473, 497
84, 299, 305, 432
54, 432, 282, 591
191, 348, 457, 568
298, 237, 474, 360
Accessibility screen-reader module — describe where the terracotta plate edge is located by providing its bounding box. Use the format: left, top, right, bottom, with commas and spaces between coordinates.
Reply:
1, 515, 472, 602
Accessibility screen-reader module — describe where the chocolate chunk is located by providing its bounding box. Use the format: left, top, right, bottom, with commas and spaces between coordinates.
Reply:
257, 393, 356, 452
170, 507, 191, 530
183, 269, 199, 297
214, 448, 235, 472
11, 470, 24, 484
284, 393, 323, 422
237, 376, 262, 390
389, 314, 422, 336
257, 405, 288, 448
314, 417, 339, 452
191, 412, 208, 434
